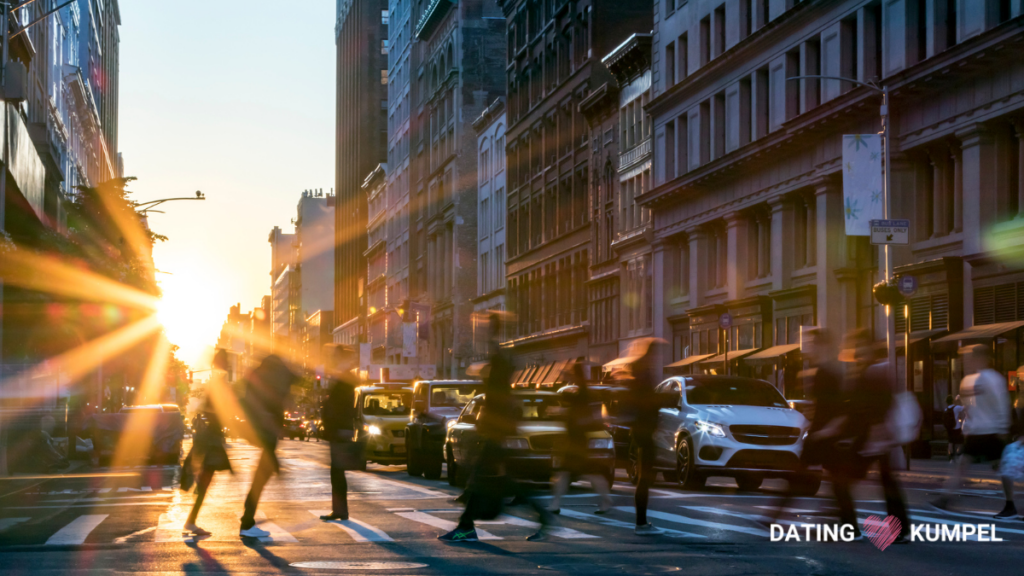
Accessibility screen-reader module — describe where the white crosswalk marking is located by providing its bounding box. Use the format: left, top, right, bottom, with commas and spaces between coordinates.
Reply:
478, 514, 598, 539
615, 506, 769, 537
392, 511, 502, 540
310, 511, 393, 542
45, 514, 109, 545
252, 511, 298, 542
557, 508, 706, 538
0, 518, 30, 531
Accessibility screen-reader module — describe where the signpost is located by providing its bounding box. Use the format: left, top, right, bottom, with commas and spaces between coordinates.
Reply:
719, 314, 732, 375
870, 219, 910, 245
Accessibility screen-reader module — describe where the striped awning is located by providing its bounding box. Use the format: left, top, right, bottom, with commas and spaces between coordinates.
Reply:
665, 354, 714, 368
932, 321, 1024, 346
745, 344, 802, 363
701, 349, 759, 364
540, 359, 570, 384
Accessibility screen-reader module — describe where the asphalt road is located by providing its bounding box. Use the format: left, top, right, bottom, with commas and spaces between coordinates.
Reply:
1, 439, 1021, 575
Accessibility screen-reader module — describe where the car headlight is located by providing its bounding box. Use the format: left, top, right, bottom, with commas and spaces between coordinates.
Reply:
367, 425, 382, 436
502, 437, 529, 449
587, 438, 614, 450
695, 420, 727, 438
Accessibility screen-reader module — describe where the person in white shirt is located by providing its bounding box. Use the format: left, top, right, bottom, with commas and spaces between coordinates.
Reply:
933, 344, 1015, 518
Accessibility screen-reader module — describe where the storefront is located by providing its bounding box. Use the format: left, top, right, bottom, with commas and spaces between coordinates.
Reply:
931, 320, 1024, 410
744, 344, 803, 397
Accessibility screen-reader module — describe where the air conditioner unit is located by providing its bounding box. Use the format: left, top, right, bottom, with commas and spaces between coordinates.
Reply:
2, 61, 27, 102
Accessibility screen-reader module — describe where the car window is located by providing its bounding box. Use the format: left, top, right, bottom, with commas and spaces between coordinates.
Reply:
513, 395, 560, 421
684, 378, 788, 408
362, 392, 412, 416
429, 384, 481, 407
460, 398, 482, 422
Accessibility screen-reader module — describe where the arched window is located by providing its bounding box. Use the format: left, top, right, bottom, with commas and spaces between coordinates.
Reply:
439, 55, 446, 79
446, 43, 453, 72
431, 64, 438, 93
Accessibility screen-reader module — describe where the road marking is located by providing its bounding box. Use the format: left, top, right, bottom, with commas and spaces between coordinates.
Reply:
755, 506, 816, 514
615, 506, 768, 537
253, 511, 298, 542
310, 511, 394, 542
8, 502, 174, 509
392, 511, 501, 540
556, 508, 705, 539
680, 505, 815, 527
45, 514, 109, 545
347, 470, 449, 498
113, 526, 158, 543
479, 514, 598, 539
0, 518, 30, 531
117, 486, 153, 492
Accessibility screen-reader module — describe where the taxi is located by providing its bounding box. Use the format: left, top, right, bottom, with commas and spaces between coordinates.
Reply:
443, 388, 616, 487
354, 382, 414, 467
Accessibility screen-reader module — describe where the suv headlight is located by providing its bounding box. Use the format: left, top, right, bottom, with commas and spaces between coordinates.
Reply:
502, 437, 529, 449
695, 420, 727, 438
587, 438, 614, 450
367, 425, 382, 436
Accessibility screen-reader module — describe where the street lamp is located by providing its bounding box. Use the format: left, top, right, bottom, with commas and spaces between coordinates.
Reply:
787, 75, 897, 385
136, 191, 206, 214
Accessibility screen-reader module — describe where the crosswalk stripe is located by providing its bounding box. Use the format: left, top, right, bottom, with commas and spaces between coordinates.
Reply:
253, 511, 298, 542
615, 506, 768, 537
45, 514, 108, 545
0, 518, 30, 531
310, 511, 394, 542
478, 514, 598, 539
557, 508, 706, 539
392, 511, 501, 540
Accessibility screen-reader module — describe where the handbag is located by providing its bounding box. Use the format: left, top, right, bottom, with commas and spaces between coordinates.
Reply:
330, 439, 366, 471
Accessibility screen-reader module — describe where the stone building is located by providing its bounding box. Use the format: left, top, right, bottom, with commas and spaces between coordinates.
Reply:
472, 98, 508, 358
496, 0, 652, 381
364, 164, 390, 366
644, 0, 1024, 448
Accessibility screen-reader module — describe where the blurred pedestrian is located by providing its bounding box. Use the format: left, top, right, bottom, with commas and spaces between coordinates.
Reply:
183, 350, 232, 536
237, 354, 297, 538
933, 345, 1014, 518
549, 360, 612, 515
439, 313, 553, 542
943, 395, 965, 461
622, 337, 668, 536
320, 345, 360, 521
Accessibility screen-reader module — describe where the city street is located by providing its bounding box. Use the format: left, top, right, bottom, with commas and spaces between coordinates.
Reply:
1, 440, 1021, 575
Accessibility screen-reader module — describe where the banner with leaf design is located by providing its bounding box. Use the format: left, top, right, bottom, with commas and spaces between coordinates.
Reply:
841, 134, 884, 236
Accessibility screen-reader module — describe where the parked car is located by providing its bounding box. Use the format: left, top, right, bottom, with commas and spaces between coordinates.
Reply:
354, 382, 413, 468
405, 380, 482, 479
444, 390, 616, 487
642, 375, 820, 495
284, 417, 305, 440
91, 404, 184, 466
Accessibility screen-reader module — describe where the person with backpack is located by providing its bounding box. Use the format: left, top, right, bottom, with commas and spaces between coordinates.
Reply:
943, 395, 965, 461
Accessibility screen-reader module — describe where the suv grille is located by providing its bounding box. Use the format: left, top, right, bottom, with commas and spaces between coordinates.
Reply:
528, 434, 562, 451
729, 425, 800, 446
726, 449, 800, 471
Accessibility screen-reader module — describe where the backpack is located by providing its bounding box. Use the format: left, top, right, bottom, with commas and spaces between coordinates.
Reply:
942, 405, 957, 431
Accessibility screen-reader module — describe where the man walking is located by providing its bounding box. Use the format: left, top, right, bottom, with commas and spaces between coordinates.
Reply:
623, 338, 667, 536
320, 345, 359, 521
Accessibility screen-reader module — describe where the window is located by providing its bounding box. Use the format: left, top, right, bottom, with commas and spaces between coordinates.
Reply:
382, 9, 389, 24
480, 197, 490, 239
495, 188, 505, 229
382, 39, 389, 54
495, 244, 505, 288
381, 69, 388, 85
713, 4, 725, 59
699, 15, 711, 67
678, 32, 689, 79
665, 41, 676, 87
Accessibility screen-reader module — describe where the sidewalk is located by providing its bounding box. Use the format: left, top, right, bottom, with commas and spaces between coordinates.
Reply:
881, 458, 1005, 486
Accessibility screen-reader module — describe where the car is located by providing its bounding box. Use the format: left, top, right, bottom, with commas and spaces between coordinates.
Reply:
444, 390, 616, 488
405, 380, 482, 479
284, 417, 305, 440
644, 375, 820, 495
557, 382, 632, 467
354, 382, 414, 468
91, 404, 184, 466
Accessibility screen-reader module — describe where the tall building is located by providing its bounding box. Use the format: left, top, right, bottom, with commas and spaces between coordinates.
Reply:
269, 226, 297, 354
296, 190, 336, 319
496, 0, 652, 377
645, 0, 1024, 452
334, 0, 389, 346
364, 164, 389, 365
472, 98, 507, 358
409, 0, 506, 378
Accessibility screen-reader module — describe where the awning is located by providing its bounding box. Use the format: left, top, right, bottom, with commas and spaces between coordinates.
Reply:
532, 362, 556, 384
520, 364, 541, 383
510, 369, 524, 384
541, 359, 570, 384
745, 344, 801, 363
665, 354, 714, 368
701, 349, 759, 364
898, 329, 948, 348
932, 321, 1024, 347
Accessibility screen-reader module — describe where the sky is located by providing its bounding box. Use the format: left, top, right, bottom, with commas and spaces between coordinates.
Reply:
118, 1, 336, 368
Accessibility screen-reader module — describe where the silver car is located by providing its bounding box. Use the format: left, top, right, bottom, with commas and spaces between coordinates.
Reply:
644, 375, 821, 495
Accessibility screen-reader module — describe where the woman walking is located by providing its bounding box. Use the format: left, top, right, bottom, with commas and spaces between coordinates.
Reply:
183, 350, 233, 536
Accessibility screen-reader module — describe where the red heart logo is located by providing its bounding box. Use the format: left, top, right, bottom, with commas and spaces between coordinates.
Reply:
863, 515, 902, 551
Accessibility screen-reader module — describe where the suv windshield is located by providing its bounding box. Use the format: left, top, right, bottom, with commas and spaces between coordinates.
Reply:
513, 395, 561, 421
429, 384, 481, 407
685, 378, 788, 408
363, 392, 412, 416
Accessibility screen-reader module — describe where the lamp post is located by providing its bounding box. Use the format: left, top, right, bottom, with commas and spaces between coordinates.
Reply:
136, 191, 206, 214
787, 75, 897, 385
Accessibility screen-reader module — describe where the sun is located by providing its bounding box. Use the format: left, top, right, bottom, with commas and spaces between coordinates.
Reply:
155, 271, 227, 366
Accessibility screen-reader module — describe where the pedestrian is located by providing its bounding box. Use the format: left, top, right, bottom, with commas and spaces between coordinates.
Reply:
439, 313, 553, 542
237, 354, 297, 538
183, 350, 232, 536
933, 344, 1014, 517
548, 360, 612, 515
319, 345, 360, 522
943, 394, 965, 461
622, 337, 668, 536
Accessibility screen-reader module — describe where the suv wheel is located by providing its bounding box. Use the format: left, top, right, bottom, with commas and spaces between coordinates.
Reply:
406, 443, 422, 477
422, 454, 443, 480
676, 436, 705, 490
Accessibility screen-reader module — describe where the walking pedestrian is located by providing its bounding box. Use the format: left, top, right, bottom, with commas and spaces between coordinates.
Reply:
549, 360, 612, 515
439, 313, 553, 543
622, 337, 668, 536
933, 345, 1013, 517
319, 345, 360, 522
183, 350, 232, 536
237, 354, 297, 539
943, 395, 965, 461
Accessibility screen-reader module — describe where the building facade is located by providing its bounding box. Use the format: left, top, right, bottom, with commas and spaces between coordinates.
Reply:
496, 0, 652, 381
472, 99, 508, 357
645, 0, 1024, 450
334, 0, 389, 346
296, 190, 336, 320
364, 164, 389, 366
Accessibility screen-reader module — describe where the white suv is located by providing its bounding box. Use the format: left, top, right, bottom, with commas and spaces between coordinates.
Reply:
644, 375, 820, 495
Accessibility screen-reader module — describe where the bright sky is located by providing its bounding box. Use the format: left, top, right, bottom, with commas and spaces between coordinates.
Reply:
119, 1, 335, 368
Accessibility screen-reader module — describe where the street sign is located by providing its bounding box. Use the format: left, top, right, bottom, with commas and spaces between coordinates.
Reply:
898, 274, 918, 297
870, 219, 910, 245
719, 313, 732, 329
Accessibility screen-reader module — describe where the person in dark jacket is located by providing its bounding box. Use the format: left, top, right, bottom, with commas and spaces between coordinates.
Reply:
320, 344, 359, 521
622, 337, 668, 536
183, 349, 233, 536
238, 354, 297, 538
549, 360, 611, 514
